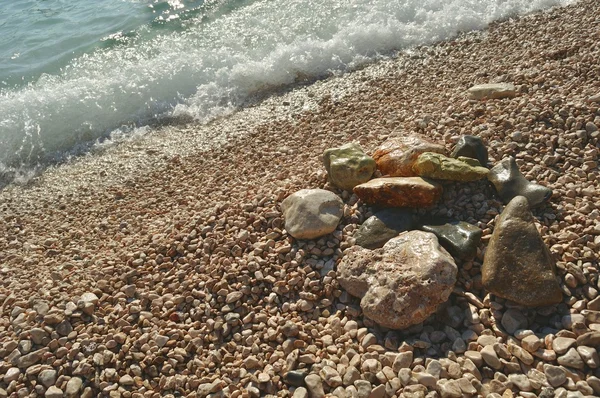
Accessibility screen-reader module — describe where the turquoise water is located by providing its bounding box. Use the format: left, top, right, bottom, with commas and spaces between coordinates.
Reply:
0, 0, 575, 182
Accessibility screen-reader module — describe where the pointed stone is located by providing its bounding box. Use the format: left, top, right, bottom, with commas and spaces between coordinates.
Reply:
323, 143, 376, 191
488, 157, 552, 207
419, 219, 482, 260
413, 152, 489, 181
354, 208, 416, 249
353, 177, 442, 208
451, 135, 489, 167
482, 196, 562, 306
373, 134, 447, 177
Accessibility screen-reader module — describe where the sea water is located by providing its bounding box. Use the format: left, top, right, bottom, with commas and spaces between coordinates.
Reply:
0, 0, 575, 182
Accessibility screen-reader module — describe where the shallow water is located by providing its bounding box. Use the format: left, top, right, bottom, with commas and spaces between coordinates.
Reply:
0, 0, 575, 181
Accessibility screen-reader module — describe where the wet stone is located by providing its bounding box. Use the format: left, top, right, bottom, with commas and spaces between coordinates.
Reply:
488, 157, 552, 207
419, 219, 482, 260
451, 135, 489, 167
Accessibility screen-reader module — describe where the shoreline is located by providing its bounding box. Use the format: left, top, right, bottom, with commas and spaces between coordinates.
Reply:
1, 0, 600, 397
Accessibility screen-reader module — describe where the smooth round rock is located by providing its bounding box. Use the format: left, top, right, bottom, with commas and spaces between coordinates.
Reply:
281, 189, 343, 240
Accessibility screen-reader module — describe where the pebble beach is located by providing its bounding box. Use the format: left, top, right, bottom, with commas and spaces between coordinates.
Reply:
1, 0, 599, 397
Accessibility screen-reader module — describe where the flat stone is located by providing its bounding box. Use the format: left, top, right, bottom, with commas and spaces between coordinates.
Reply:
557, 348, 585, 370
482, 196, 562, 306
281, 189, 343, 240
305, 374, 325, 398
451, 135, 489, 167
16, 349, 43, 368
552, 337, 576, 355
323, 143, 376, 191
338, 230, 457, 329
508, 374, 532, 392
373, 134, 447, 177
354, 208, 415, 249
501, 309, 528, 335
508, 343, 534, 365
413, 152, 489, 181
353, 177, 442, 208
576, 331, 600, 347
488, 157, 552, 207
418, 219, 482, 260
467, 83, 517, 100
544, 364, 567, 387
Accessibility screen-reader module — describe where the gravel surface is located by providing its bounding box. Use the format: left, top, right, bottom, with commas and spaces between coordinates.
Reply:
0, 0, 599, 397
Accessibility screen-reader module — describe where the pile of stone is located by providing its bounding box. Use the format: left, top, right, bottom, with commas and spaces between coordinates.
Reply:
282, 129, 561, 332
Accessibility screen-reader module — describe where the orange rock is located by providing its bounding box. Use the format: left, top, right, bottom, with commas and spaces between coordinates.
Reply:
353, 177, 442, 208
372, 134, 447, 177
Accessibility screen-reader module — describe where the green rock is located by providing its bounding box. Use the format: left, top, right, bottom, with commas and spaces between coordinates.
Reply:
457, 156, 482, 167
324, 143, 376, 191
412, 152, 489, 181
418, 219, 482, 260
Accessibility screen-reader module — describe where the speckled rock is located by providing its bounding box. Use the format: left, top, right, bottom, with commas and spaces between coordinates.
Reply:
451, 135, 489, 167
488, 157, 552, 207
467, 83, 517, 100
281, 189, 343, 239
353, 177, 442, 208
418, 219, 482, 260
323, 143, 376, 191
372, 134, 447, 177
482, 196, 562, 306
412, 152, 489, 181
338, 230, 457, 329
354, 208, 416, 249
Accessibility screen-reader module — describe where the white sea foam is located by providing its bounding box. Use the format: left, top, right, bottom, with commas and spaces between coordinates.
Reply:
0, 0, 575, 177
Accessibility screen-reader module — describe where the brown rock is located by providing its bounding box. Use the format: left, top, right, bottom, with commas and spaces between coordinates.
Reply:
338, 230, 457, 329
372, 134, 447, 177
353, 177, 442, 208
482, 196, 562, 306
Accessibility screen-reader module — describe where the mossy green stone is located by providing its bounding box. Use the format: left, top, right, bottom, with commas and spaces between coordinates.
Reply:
413, 152, 489, 182
323, 143, 376, 191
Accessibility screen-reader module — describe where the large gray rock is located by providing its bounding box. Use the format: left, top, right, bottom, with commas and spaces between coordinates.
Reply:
323, 143, 376, 191
338, 231, 457, 329
482, 196, 562, 306
488, 157, 552, 207
354, 208, 416, 249
281, 189, 343, 240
